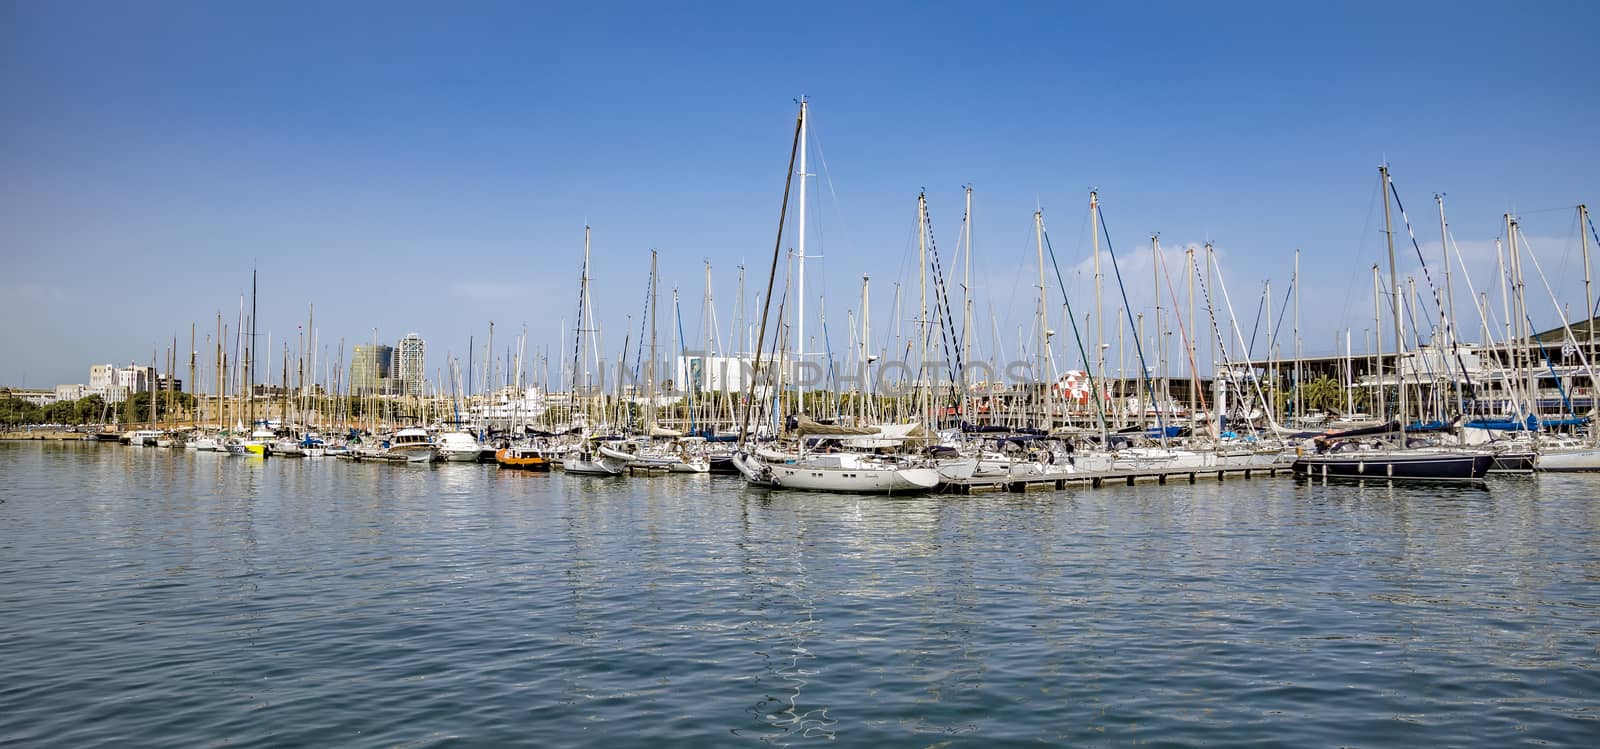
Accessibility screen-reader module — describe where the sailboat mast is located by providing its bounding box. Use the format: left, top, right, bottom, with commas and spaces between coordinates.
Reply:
189, 324, 197, 430
1380, 165, 1404, 438
1582, 204, 1593, 350
1372, 265, 1384, 423
1034, 210, 1048, 428
962, 185, 973, 424
796, 98, 808, 414
860, 275, 870, 422
649, 249, 659, 429
918, 192, 930, 426
1188, 248, 1198, 421
1293, 249, 1301, 424
1436, 195, 1465, 418
249, 268, 257, 429
1091, 192, 1104, 396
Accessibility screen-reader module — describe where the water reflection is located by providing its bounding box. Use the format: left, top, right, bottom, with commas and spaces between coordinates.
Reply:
2, 444, 1598, 746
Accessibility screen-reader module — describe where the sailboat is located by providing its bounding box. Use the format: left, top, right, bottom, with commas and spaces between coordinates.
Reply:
1293, 166, 1491, 482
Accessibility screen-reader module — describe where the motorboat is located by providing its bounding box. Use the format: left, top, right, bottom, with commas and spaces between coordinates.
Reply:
436, 431, 486, 463
384, 427, 437, 463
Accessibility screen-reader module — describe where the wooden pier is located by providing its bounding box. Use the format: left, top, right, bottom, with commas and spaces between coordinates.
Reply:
940, 464, 1287, 494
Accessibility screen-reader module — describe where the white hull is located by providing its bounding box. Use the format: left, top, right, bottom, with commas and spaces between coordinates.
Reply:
562, 454, 627, 475
935, 457, 979, 481
766, 462, 940, 493
438, 448, 482, 462
1538, 447, 1600, 472
388, 446, 437, 463
190, 437, 220, 452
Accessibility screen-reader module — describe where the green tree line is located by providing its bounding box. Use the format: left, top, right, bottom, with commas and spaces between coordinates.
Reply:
0, 392, 196, 427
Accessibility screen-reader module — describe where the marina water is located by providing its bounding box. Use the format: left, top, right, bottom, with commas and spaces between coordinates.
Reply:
2, 441, 1597, 746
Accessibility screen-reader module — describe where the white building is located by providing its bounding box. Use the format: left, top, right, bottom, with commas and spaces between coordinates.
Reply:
397, 333, 425, 397
89, 364, 117, 389
116, 364, 156, 393
91, 385, 131, 404
55, 384, 87, 402
675, 355, 791, 394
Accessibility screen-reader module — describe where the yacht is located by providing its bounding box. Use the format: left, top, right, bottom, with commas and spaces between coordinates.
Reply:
385, 427, 438, 463
436, 431, 485, 463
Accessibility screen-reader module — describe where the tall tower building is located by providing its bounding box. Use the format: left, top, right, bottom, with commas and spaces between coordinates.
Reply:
397, 333, 425, 397
350, 344, 393, 395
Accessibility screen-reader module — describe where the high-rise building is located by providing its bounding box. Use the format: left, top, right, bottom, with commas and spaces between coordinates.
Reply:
350, 344, 394, 395
397, 333, 425, 397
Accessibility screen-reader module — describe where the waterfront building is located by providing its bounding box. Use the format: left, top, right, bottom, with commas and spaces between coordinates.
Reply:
90, 385, 130, 404
89, 364, 117, 390
350, 344, 394, 395
115, 365, 156, 393
397, 333, 425, 397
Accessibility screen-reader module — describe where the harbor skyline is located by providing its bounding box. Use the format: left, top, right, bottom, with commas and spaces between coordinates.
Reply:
5, 2, 1597, 388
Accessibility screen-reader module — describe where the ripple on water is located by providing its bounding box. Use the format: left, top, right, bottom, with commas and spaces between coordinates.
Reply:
2, 442, 1599, 746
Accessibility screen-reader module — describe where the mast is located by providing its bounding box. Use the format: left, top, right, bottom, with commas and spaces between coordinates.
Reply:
1152, 234, 1167, 446
249, 268, 257, 429
1436, 194, 1464, 418
1035, 210, 1048, 428
1373, 264, 1384, 423
1091, 191, 1104, 396
796, 98, 808, 413
148, 350, 156, 428
215, 313, 224, 430
736, 101, 803, 448
1188, 248, 1198, 421
860, 274, 870, 423
1582, 204, 1593, 351
1293, 249, 1301, 425
918, 192, 930, 427
649, 248, 659, 429
189, 324, 197, 430
1264, 279, 1272, 424
1380, 165, 1404, 438
961, 185, 973, 426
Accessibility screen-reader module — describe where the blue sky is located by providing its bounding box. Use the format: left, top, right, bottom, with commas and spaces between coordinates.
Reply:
3, 1, 1597, 389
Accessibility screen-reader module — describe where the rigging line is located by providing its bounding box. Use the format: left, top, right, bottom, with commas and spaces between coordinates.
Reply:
1524, 314, 1578, 420
1042, 225, 1111, 435
1200, 253, 1272, 438
922, 196, 963, 387
737, 107, 804, 447
1245, 282, 1267, 360
1268, 280, 1294, 351
1588, 212, 1600, 318
675, 293, 693, 431
1513, 229, 1600, 400
1388, 179, 1477, 396
1097, 205, 1168, 438
820, 314, 839, 419
568, 244, 589, 392
1338, 177, 1384, 336
1158, 246, 1209, 415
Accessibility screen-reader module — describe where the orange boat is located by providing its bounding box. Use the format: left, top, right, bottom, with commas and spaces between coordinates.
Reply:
495, 447, 551, 471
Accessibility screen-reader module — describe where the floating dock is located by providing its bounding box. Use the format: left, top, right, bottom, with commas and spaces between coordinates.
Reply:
941, 464, 1287, 494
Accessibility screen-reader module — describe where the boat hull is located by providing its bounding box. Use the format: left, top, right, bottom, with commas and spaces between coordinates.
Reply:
1293, 452, 1492, 482
766, 463, 940, 493
1537, 447, 1600, 472
495, 448, 551, 471
562, 454, 626, 475
1488, 451, 1537, 473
